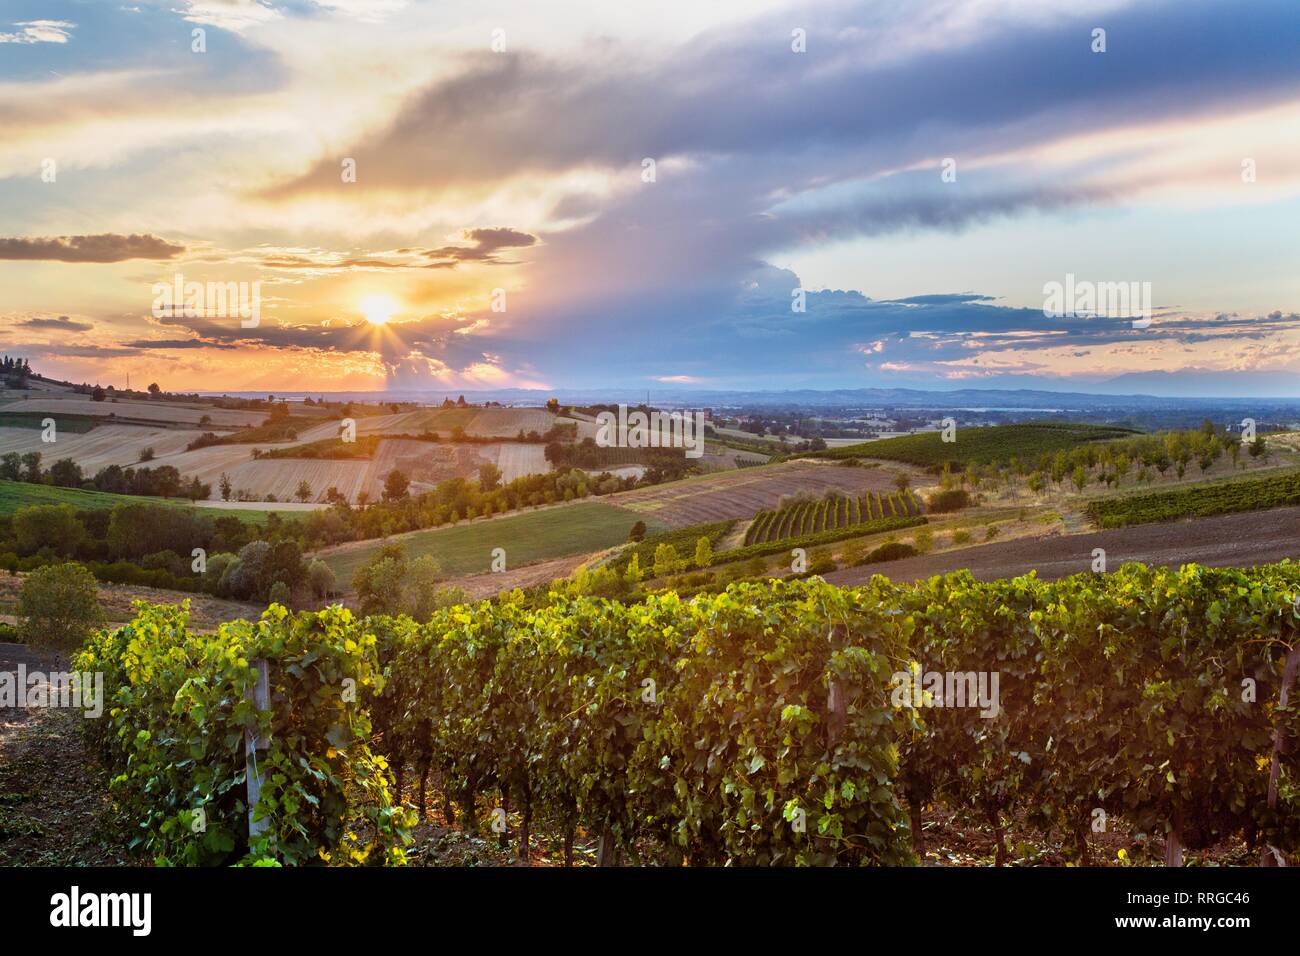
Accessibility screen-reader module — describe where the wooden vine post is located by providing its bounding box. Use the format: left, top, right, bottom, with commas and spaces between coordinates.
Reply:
244, 658, 270, 840
826, 624, 848, 746
1261, 640, 1299, 867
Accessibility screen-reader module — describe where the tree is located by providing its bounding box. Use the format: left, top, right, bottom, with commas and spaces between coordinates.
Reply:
545, 397, 559, 413
653, 543, 681, 578
20, 451, 42, 482
1070, 464, 1088, 493
628, 520, 647, 542
147, 383, 161, 397
268, 581, 292, 608
48, 458, 82, 487
404, 555, 443, 621
12, 504, 84, 557
383, 469, 410, 501
91, 385, 106, 402
353, 542, 407, 616
294, 480, 313, 503
17, 562, 103, 651
624, 552, 644, 585
307, 559, 337, 599
478, 462, 502, 493
0, 453, 20, 481
893, 472, 911, 493
219, 472, 233, 501
259, 540, 307, 600
694, 536, 713, 569
138, 446, 155, 463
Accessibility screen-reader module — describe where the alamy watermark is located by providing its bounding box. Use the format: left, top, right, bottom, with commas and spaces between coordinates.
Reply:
1043, 273, 1152, 327
594, 404, 706, 459
151, 273, 261, 328
0, 666, 103, 718
891, 666, 1000, 719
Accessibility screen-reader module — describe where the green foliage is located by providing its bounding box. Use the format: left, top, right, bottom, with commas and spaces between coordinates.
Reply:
612, 520, 735, 575
858, 541, 919, 565
75, 603, 414, 866
11, 503, 85, 557
307, 558, 337, 598
719, 515, 925, 568
16, 561, 103, 650
924, 489, 971, 514
1086, 470, 1300, 528
808, 423, 1137, 468
83, 562, 1300, 866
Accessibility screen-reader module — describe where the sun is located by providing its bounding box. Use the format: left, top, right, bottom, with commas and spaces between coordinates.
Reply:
359, 294, 398, 325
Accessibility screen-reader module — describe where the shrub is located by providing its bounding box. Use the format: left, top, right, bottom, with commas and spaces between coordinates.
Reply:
307, 559, 337, 599
925, 489, 971, 513
861, 542, 918, 564
16, 562, 103, 651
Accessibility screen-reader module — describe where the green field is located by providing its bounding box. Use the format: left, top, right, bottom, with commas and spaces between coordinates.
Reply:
0, 410, 97, 432
1085, 468, 1300, 528
0, 479, 285, 523
318, 500, 666, 586
808, 422, 1137, 468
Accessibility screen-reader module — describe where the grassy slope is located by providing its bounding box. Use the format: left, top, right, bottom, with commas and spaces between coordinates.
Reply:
0, 479, 282, 522
808, 422, 1137, 467
319, 500, 668, 585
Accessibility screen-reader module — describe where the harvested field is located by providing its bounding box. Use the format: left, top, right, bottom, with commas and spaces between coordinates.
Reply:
823, 506, 1300, 586
229, 458, 370, 503
296, 406, 562, 442
0, 424, 205, 471
366, 438, 485, 494
492, 442, 549, 482
363, 440, 547, 493
607, 460, 905, 529
0, 397, 262, 427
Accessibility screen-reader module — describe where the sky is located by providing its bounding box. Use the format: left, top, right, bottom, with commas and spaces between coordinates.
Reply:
1, 0, 1298, 397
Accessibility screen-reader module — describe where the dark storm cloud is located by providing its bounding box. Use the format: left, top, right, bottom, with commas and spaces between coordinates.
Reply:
0, 234, 185, 263
265, 0, 1300, 208
18, 315, 93, 332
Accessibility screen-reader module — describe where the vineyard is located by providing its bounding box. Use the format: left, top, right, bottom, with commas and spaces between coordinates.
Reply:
79, 563, 1300, 866
809, 422, 1136, 468
1087, 469, 1300, 528
744, 490, 922, 545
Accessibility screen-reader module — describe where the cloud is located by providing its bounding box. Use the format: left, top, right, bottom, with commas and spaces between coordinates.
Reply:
174, 1, 280, 33
0, 20, 75, 44
236, 229, 538, 273
420, 228, 537, 266
0, 234, 185, 263
18, 315, 94, 332
123, 337, 238, 350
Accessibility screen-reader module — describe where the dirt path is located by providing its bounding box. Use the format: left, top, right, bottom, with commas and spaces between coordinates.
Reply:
0, 642, 131, 865
825, 506, 1300, 586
